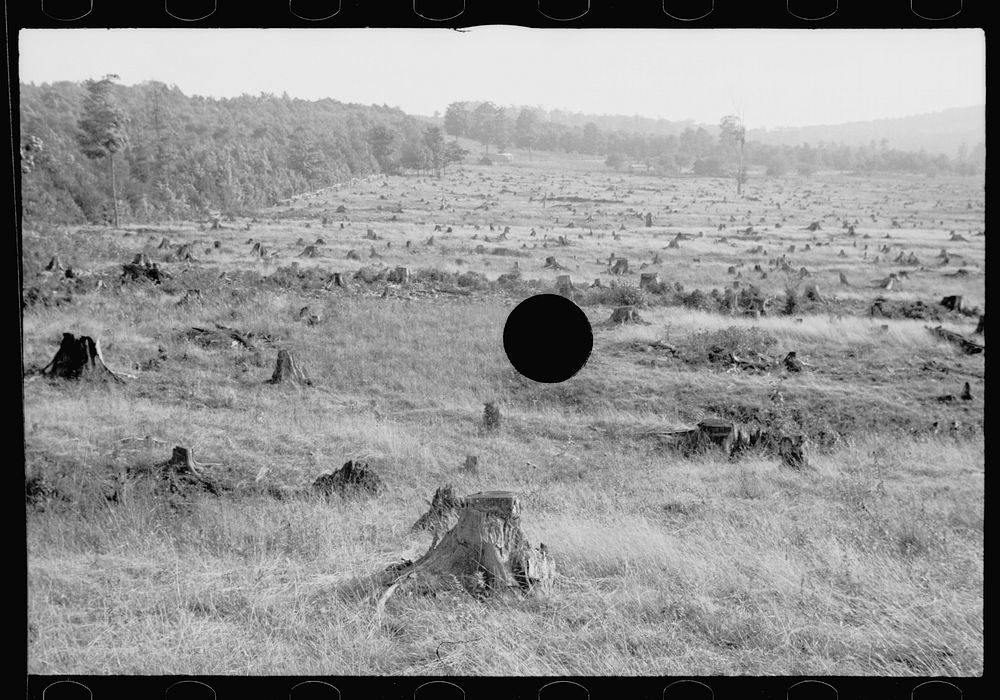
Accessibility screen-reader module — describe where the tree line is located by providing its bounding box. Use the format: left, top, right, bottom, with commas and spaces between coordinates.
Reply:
19, 78, 465, 224
18, 81, 985, 226
441, 101, 985, 179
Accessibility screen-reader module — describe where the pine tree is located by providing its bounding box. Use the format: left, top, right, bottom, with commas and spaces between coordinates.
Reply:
78, 74, 130, 227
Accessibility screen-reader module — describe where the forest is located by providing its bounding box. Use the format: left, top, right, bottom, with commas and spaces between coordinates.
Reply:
18, 80, 986, 225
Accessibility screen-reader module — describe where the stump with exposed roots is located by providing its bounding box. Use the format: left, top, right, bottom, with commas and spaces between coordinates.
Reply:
125, 446, 220, 497
41, 333, 125, 382
380, 491, 555, 599
388, 266, 410, 284
268, 349, 312, 385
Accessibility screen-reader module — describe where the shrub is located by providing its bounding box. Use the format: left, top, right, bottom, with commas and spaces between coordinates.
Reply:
582, 282, 647, 308
680, 326, 778, 364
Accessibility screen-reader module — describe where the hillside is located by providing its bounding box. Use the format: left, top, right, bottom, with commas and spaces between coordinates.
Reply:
502, 104, 984, 157
748, 106, 985, 156
19, 80, 428, 223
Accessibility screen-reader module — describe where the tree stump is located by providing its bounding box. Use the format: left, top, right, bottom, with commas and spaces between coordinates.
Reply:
381, 491, 555, 599
312, 460, 383, 498
124, 446, 221, 498
296, 306, 321, 326
483, 401, 501, 431
928, 326, 984, 355
803, 283, 825, 303
609, 306, 642, 324
960, 382, 973, 401
611, 258, 629, 274
639, 272, 661, 290
685, 418, 741, 456
299, 245, 320, 258
41, 333, 125, 382
268, 349, 312, 385
778, 436, 809, 470
463, 454, 479, 472
555, 274, 574, 300
388, 266, 410, 284
975, 314, 984, 336
783, 351, 804, 372
940, 295, 965, 313
411, 485, 465, 539
839, 272, 850, 286
645, 212, 653, 227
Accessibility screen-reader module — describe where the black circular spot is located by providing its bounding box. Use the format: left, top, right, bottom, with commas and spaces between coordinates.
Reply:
503, 294, 592, 383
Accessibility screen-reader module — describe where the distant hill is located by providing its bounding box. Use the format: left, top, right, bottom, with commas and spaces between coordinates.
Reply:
748, 106, 985, 156
500, 105, 984, 157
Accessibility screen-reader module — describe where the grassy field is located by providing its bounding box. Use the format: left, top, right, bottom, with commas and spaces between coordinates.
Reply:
24, 159, 984, 675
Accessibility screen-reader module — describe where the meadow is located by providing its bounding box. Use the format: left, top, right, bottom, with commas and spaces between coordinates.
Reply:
23, 156, 984, 675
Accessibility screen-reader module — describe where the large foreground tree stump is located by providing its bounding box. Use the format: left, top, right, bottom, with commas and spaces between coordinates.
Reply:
381, 491, 555, 599
268, 349, 312, 385
41, 333, 125, 382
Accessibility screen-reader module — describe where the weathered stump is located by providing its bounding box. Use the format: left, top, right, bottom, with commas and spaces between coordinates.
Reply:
960, 382, 973, 401
381, 491, 555, 598
645, 212, 653, 227
778, 436, 809, 470
41, 333, 125, 382
388, 266, 410, 284
609, 306, 642, 324
555, 274, 574, 300
783, 351, 804, 372
940, 295, 965, 313
543, 256, 566, 270
685, 418, 741, 456
803, 283, 825, 303
611, 258, 629, 275
483, 401, 501, 431
296, 306, 321, 326
125, 446, 220, 498
839, 272, 850, 286
928, 326, 984, 355
268, 349, 312, 385
312, 460, 383, 498
299, 245, 320, 258
639, 272, 661, 290
975, 314, 984, 336
185, 325, 254, 350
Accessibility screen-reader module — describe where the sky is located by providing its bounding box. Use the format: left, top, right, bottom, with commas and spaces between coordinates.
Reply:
18, 27, 985, 129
